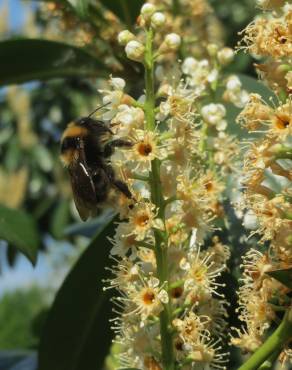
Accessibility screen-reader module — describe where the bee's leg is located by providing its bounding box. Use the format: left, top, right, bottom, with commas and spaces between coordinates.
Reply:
112, 179, 133, 199
103, 164, 133, 199
103, 139, 133, 158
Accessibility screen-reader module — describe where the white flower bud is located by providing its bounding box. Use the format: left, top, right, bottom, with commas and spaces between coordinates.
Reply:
226, 75, 242, 91
110, 77, 126, 90
151, 12, 166, 28
217, 47, 235, 65
180, 257, 190, 270
125, 40, 145, 62
141, 3, 156, 19
164, 33, 181, 50
207, 69, 218, 83
148, 276, 160, 288
182, 57, 198, 75
158, 289, 169, 304
117, 30, 135, 46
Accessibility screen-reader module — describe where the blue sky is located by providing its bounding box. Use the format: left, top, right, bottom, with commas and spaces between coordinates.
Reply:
0, 236, 84, 296
0, 246, 50, 292
1, 0, 27, 30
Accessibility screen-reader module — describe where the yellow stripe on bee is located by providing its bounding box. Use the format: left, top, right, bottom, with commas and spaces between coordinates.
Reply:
60, 149, 79, 166
62, 122, 89, 139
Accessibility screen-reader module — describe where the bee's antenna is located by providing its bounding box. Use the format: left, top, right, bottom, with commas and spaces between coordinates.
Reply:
87, 102, 110, 119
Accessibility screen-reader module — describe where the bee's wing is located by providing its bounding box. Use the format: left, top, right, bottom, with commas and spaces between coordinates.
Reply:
68, 161, 98, 221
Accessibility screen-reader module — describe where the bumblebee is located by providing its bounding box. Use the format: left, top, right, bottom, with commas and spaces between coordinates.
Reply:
60, 108, 133, 221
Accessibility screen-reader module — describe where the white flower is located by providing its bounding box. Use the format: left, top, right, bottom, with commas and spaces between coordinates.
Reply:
117, 30, 135, 46
110, 77, 126, 90
224, 76, 249, 108
112, 105, 145, 135
201, 103, 227, 131
125, 40, 145, 62
99, 77, 125, 120
182, 58, 211, 94
182, 57, 199, 75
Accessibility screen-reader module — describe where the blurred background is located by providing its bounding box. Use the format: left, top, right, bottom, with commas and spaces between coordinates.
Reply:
0, 0, 258, 369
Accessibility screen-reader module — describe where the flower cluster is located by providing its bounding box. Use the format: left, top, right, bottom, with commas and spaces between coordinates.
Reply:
98, 3, 240, 368
149, 0, 224, 59
240, 2, 292, 95
231, 1, 292, 363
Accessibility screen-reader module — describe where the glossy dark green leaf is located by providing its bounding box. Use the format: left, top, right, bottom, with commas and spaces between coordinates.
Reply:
50, 200, 70, 239
0, 204, 40, 265
75, 0, 90, 18
38, 216, 116, 370
99, 0, 144, 27
6, 245, 17, 267
238, 74, 276, 102
0, 39, 107, 86
266, 268, 292, 289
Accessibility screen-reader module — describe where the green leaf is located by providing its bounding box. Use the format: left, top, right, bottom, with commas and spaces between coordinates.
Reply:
99, 0, 144, 27
266, 268, 292, 289
0, 204, 40, 265
50, 200, 71, 239
0, 39, 107, 86
238, 74, 276, 102
38, 216, 116, 370
75, 0, 90, 18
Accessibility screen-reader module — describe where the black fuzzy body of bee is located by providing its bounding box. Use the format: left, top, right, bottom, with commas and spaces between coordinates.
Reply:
60, 117, 132, 221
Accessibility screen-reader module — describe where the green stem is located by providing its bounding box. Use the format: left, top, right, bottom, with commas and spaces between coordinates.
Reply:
144, 28, 155, 131
258, 348, 281, 369
238, 310, 292, 370
198, 121, 208, 153
154, 231, 175, 370
144, 27, 175, 370
172, 0, 180, 14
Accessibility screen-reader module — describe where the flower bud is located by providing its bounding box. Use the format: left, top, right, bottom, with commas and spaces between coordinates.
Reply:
151, 12, 166, 28
117, 30, 135, 46
217, 47, 234, 65
160, 33, 181, 53
226, 75, 242, 91
141, 3, 156, 19
125, 40, 145, 62
165, 33, 181, 49
207, 43, 219, 57
110, 77, 126, 90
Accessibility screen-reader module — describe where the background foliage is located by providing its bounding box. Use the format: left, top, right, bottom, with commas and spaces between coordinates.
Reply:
0, 0, 262, 369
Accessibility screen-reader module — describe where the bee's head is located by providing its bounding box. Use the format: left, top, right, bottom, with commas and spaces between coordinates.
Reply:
76, 117, 93, 126
76, 117, 106, 128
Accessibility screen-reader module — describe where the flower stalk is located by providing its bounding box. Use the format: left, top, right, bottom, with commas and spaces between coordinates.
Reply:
144, 25, 175, 370
104, 3, 236, 368
238, 310, 292, 370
